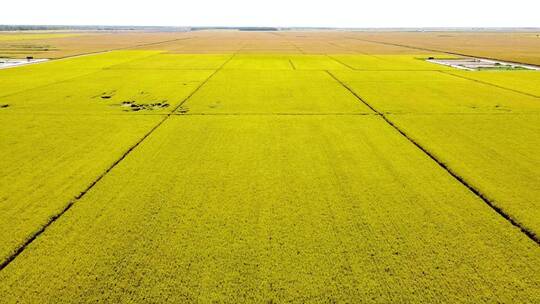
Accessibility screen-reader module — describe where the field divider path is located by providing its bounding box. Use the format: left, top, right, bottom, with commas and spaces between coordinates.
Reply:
326, 70, 540, 245
288, 59, 297, 70
439, 70, 540, 98
325, 55, 356, 70
0, 54, 235, 272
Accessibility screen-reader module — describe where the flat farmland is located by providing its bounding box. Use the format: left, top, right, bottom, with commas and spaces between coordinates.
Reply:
0, 31, 539, 303
444, 70, 540, 97
386, 114, 540, 237
350, 32, 540, 65
328, 55, 456, 71
184, 69, 373, 114
1, 116, 538, 302
0, 51, 161, 96
331, 70, 540, 113
0, 32, 192, 58
0, 33, 84, 41
1, 68, 213, 114
0, 114, 163, 263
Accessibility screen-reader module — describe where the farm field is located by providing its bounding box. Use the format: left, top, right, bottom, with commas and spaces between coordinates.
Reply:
0, 114, 163, 263
443, 70, 540, 97
330, 70, 540, 113
0, 32, 539, 302
1, 115, 539, 302
0, 51, 161, 96
2, 31, 539, 63
386, 114, 540, 237
350, 32, 540, 65
0, 33, 84, 41
0, 31, 192, 59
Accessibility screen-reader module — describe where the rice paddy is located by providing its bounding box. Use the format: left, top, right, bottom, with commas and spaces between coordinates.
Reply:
0, 32, 539, 303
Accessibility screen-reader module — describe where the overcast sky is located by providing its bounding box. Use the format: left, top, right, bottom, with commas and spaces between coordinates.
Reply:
1, 0, 539, 28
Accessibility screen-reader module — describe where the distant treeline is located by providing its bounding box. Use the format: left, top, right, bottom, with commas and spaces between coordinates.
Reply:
0, 25, 190, 32
1, 25, 538, 32
190, 27, 280, 31
0, 25, 285, 32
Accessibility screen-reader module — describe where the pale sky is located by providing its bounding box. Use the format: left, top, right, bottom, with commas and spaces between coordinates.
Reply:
1, 0, 539, 28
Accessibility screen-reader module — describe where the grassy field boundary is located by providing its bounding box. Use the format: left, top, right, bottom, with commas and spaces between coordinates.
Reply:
326, 70, 540, 245
0, 54, 235, 271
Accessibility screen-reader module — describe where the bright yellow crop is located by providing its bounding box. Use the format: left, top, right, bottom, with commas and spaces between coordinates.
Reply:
0, 51, 539, 303
331, 70, 540, 113
1, 116, 538, 302
388, 113, 540, 236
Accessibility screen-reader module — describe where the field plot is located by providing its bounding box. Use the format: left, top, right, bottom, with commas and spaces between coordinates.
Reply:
329, 55, 455, 71
0, 114, 163, 264
0, 51, 222, 265
139, 33, 244, 53
314, 37, 430, 55
352, 32, 540, 66
109, 54, 231, 70
0, 51, 160, 97
223, 54, 294, 70
331, 70, 540, 113
0, 32, 190, 59
184, 70, 373, 114
444, 70, 540, 97
288, 55, 350, 70
0, 33, 85, 41
1, 116, 538, 303
1, 69, 213, 114
128, 31, 426, 55
387, 114, 540, 236
1, 35, 540, 303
